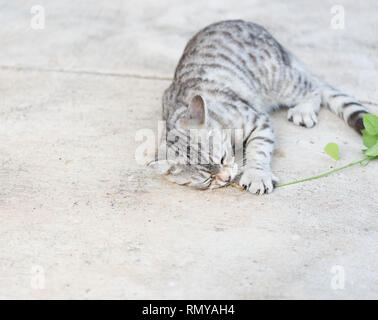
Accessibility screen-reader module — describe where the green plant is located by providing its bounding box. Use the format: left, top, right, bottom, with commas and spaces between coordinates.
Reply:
276, 113, 378, 188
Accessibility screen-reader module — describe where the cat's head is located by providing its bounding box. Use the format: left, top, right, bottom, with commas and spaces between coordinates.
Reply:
149, 95, 238, 189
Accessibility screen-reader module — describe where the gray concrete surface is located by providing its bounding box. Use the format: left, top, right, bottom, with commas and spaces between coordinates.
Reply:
0, 0, 377, 299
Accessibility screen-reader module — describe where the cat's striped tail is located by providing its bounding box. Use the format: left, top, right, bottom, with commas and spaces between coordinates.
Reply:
321, 86, 368, 134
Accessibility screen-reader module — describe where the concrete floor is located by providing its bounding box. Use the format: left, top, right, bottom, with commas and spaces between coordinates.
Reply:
0, 0, 377, 299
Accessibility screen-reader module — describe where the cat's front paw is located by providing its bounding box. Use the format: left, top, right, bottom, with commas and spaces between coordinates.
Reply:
287, 104, 318, 128
238, 168, 279, 195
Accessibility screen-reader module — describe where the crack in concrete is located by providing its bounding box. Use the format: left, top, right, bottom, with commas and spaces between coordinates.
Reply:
2, 65, 376, 108
0, 65, 173, 81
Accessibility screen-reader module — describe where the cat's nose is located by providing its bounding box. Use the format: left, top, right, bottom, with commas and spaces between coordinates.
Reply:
215, 163, 238, 182
215, 170, 230, 182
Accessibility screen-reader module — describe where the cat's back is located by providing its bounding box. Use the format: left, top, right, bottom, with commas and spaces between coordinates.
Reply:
183, 20, 270, 51
165, 20, 294, 121
174, 20, 289, 78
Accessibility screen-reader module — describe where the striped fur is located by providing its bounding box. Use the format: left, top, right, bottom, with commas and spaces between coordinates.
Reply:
151, 20, 371, 194
321, 87, 367, 132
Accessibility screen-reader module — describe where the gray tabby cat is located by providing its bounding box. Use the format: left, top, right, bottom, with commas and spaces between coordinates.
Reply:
149, 20, 369, 195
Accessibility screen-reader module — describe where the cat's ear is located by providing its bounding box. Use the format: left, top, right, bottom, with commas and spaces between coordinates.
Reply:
178, 95, 207, 129
187, 95, 206, 124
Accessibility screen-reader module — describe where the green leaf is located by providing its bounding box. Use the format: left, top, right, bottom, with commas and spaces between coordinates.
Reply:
363, 114, 378, 136
365, 141, 378, 157
324, 142, 340, 160
362, 130, 378, 148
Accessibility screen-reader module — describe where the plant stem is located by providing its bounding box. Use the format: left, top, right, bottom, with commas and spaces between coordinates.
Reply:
276, 157, 371, 188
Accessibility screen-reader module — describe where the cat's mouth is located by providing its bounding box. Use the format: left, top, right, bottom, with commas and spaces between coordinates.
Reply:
209, 163, 238, 189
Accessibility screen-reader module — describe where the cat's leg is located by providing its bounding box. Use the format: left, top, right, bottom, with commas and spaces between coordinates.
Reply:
287, 92, 321, 128
239, 113, 278, 195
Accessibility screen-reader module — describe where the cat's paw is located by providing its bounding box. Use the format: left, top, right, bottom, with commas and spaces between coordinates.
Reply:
238, 168, 279, 195
287, 106, 318, 128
